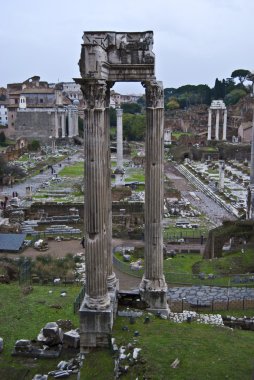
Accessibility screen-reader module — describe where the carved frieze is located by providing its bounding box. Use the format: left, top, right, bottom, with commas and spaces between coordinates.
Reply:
79, 31, 155, 80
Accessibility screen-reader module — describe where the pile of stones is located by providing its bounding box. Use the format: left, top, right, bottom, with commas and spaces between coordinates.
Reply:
113, 339, 142, 379
223, 316, 254, 330
168, 310, 224, 326
32, 353, 84, 379
12, 321, 80, 359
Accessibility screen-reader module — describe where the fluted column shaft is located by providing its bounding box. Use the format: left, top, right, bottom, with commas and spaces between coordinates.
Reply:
140, 80, 167, 295
105, 85, 117, 289
81, 80, 110, 309
61, 113, 65, 138
207, 108, 212, 140
144, 106, 164, 280
69, 109, 72, 137
222, 109, 227, 141
215, 109, 220, 140
54, 111, 59, 138
116, 108, 124, 169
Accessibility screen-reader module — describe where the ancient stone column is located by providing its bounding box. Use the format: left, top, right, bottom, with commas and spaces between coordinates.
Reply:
116, 108, 123, 168
140, 80, 169, 315
218, 160, 225, 192
74, 107, 79, 136
222, 109, 227, 141
105, 84, 118, 292
61, 113, 66, 138
215, 109, 220, 140
207, 108, 212, 140
78, 79, 113, 349
115, 108, 125, 186
68, 107, 73, 137
54, 111, 59, 138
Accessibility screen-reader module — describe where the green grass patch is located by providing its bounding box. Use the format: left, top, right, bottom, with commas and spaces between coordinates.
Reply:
125, 168, 145, 182
58, 162, 84, 177
110, 313, 254, 379
0, 283, 80, 378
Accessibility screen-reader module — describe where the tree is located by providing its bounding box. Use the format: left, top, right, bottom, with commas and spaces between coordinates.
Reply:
121, 103, 141, 114
231, 69, 251, 85
224, 88, 247, 105
27, 140, 40, 151
123, 113, 145, 141
109, 107, 116, 127
166, 98, 180, 110
137, 95, 146, 108
213, 78, 225, 99
0, 131, 6, 145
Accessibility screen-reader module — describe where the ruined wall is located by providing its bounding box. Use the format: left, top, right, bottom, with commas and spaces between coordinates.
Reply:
15, 111, 55, 141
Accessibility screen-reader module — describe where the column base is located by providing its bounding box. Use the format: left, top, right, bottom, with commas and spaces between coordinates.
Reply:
139, 276, 170, 317
107, 272, 119, 292
79, 300, 114, 352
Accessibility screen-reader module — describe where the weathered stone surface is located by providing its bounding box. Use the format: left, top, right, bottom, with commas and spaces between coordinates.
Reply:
32, 375, 48, 380
63, 330, 80, 349
37, 322, 63, 346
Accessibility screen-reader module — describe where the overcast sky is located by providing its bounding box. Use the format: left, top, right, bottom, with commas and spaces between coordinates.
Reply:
1, 0, 254, 94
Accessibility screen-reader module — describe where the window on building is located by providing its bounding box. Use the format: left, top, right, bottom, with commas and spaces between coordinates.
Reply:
40, 99, 43, 103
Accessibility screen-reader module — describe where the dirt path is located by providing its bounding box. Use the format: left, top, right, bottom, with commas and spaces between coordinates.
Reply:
0, 238, 143, 290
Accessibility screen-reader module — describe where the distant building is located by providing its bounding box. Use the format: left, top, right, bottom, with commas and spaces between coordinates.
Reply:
0, 101, 8, 126
110, 90, 142, 108
238, 122, 252, 143
6, 76, 79, 143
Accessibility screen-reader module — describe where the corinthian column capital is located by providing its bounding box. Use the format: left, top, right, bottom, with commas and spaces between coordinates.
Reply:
142, 80, 164, 108
80, 80, 107, 109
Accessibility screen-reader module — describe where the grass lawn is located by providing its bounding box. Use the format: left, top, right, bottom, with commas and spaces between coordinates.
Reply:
0, 283, 80, 379
82, 312, 254, 379
1, 284, 254, 379
125, 167, 145, 182
197, 248, 254, 275
59, 162, 84, 177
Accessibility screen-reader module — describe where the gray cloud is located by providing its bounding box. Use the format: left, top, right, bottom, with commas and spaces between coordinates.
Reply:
1, 0, 254, 93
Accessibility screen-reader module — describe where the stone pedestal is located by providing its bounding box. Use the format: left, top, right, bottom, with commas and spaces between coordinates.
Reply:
80, 302, 113, 351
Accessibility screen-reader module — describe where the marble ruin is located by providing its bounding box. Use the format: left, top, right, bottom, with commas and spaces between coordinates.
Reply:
75, 31, 169, 351
207, 100, 227, 141
114, 107, 125, 186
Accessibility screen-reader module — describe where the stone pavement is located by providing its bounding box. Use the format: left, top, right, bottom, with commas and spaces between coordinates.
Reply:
168, 285, 254, 304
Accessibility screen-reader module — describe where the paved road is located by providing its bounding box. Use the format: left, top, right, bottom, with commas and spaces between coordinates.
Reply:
1, 150, 83, 199
164, 162, 236, 226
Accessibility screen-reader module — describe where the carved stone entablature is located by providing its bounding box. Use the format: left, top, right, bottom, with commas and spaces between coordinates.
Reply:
78, 31, 155, 82
142, 80, 164, 108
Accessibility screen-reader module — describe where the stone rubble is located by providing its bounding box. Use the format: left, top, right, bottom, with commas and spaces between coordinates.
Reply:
168, 310, 224, 326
